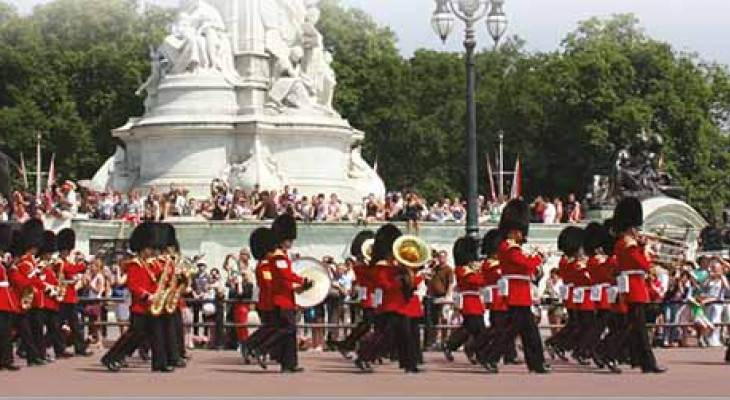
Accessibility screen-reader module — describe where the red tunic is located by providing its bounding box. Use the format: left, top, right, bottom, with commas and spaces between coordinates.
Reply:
39, 265, 60, 311
565, 258, 594, 311
587, 255, 613, 310
374, 260, 407, 314
497, 240, 542, 307
126, 258, 157, 315
455, 264, 485, 316
0, 264, 19, 313
353, 261, 376, 309
268, 250, 304, 310
58, 258, 86, 304
614, 236, 652, 304
606, 256, 628, 314
255, 259, 275, 312
558, 256, 575, 310
400, 276, 424, 318
482, 259, 507, 312
9, 255, 45, 314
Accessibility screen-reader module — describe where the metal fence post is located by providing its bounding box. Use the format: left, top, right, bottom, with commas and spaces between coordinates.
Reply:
215, 297, 225, 350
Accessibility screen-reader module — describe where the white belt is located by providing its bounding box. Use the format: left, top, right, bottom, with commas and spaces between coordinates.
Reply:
618, 270, 646, 294
593, 283, 611, 288
621, 270, 646, 277
502, 275, 532, 281
459, 290, 481, 296
0, 282, 8, 288
61, 280, 76, 285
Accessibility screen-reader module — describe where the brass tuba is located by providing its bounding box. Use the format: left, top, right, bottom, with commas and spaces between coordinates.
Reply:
54, 259, 67, 302
393, 235, 431, 269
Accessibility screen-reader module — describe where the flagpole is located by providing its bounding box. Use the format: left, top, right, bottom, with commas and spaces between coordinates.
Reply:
35, 132, 41, 199
498, 131, 504, 200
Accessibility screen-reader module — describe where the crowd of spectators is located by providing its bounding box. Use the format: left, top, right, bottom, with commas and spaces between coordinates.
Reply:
0, 179, 585, 226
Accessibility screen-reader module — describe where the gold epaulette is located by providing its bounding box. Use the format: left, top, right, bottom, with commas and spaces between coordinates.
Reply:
506, 239, 521, 249
596, 255, 608, 264
272, 249, 285, 257
375, 260, 390, 268
486, 259, 499, 268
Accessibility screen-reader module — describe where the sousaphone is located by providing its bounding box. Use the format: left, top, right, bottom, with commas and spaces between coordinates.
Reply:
361, 238, 375, 264
393, 235, 430, 269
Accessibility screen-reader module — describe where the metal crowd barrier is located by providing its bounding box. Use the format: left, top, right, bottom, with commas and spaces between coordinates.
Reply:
75, 296, 730, 350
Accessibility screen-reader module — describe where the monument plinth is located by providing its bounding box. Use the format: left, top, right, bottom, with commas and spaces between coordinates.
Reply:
93, 0, 385, 203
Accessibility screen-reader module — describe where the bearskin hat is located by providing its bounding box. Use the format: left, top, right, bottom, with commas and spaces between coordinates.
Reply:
350, 230, 375, 260
20, 219, 45, 253
481, 229, 503, 259
584, 222, 610, 256
557, 226, 585, 258
0, 223, 13, 253
250, 227, 277, 261
129, 222, 156, 253
453, 236, 479, 266
603, 218, 618, 256
56, 228, 76, 252
272, 213, 297, 243
160, 223, 179, 252
613, 197, 643, 233
39, 231, 57, 256
371, 224, 402, 264
9, 226, 23, 258
498, 199, 531, 237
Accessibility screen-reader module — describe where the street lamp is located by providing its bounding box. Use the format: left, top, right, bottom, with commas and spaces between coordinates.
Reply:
430, 0, 508, 239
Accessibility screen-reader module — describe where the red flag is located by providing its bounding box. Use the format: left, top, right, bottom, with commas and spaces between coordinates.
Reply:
47, 153, 56, 188
486, 153, 497, 203
510, 155, 521, 199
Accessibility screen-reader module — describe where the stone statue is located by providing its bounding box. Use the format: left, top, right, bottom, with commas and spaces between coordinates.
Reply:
300, 6, 337, 112
267, 46, 316, 111
136, 47, 167, 112
348, 145, 386, 197
221, 138, 287, 191
159, 0, 239, 83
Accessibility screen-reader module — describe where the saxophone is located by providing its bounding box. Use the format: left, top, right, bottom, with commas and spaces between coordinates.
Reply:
164, 256, 195, 314
150, 256, 173, 316
55, 259, 67, 302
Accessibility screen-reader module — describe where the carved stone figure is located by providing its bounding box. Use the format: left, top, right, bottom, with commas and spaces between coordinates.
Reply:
159, 0, 239, 83
348, 145, 386, 197
136, 47, 167, 112
221, 139, 287, 191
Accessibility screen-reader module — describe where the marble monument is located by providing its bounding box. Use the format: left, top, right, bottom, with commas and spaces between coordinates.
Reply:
92, 0, 385, 203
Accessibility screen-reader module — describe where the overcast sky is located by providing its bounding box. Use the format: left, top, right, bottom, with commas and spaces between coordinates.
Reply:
10, 0, 730, 66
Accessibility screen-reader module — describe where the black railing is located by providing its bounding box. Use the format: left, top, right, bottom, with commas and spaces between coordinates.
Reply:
74, 296, 730, 350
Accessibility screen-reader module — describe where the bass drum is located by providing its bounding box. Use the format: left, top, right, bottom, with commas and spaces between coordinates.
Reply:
292, 257, 333, 308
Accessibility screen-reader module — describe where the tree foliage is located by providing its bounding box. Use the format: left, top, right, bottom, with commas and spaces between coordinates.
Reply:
0, 1, 729, 219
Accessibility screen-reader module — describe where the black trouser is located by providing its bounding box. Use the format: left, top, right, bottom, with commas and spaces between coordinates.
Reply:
598, 311, 629, 363
577, 309, 608, 356
42, 310, 66, 357
15, 313, 41, 362
475, 310, 517, 364
627, 303, 658, 371
445, 325, 470, 352
547, 308, 579, 351
27, 308, 46, 358
104, 312, 168, 371
161, 313, 180, 367
59, 303, 86, 353
392, 313, 417, 371
247, 310, 275, 353
507, 306, 546, 371
192, 303, 202, 336
173, 309, 186, 358
0, 311, 14, 367
269, 308, 298, 370
357, 313, 391, 363
410, 317, 423, 363
341, 307, 375, 352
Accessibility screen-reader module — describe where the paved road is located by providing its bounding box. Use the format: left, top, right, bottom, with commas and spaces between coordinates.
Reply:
1, 348, 728, 397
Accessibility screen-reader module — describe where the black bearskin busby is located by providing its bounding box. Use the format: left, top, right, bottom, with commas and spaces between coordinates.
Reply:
0, 223, 13, 253
20, 219, 44, 253
499, 199, 531, 238
557, 226, 585, 258
613, 197, 643, 233
453, 236, 479, 266
129, 222, 156, 253
160, 223, 179, 252
603, 218, 617, 256
584, 222, 610, 256
371, 224, 402, 265
9, 226, 23, 258
250, 227, 277, 261
481, 229, 503, 259
350, 230, 375, 261
39, 231, 57, 256
272, 213, 297, 244
57, 228, 76, 252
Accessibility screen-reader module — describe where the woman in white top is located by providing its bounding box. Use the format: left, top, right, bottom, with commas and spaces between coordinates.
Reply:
703, 263, 729, 347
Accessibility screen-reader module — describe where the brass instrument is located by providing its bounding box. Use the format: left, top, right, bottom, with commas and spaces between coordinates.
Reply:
361, 238, 375, 264
54, 259, 67, 302
640, 231, 691, 270
164, 256, 196, 314
392, 235, 430, 269
20, 286, 35, 311
150, 256, 173, 316
462, 261, 483, 276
